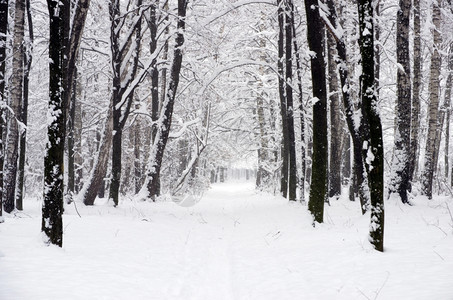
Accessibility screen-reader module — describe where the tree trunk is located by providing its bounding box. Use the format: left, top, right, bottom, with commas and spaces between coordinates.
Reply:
285, 0, 297, 201
67, 69, 77, 198
81, 108, 113, 205
358, 0, 384, 252
134, 115, 142, 194
277, 0, 289, 198
0, 0, 8, 220
324, 0, 368, 213
389, 0, 411, 204
327, 28, 343, 199
4, 0, 26, 213
290, 8, 305, 202
305, 0, 327, 223
422, 1, 442, 199
16, 0, 33, 210
42, 0, 67, 247
409, 0, 422, 184
108, 0, 142, 206
145, 0, 188, 200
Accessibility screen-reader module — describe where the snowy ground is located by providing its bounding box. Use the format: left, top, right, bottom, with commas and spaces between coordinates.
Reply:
1, 181, 453, 299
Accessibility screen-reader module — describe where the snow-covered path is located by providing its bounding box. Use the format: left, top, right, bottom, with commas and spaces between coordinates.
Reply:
1, 181, 453, 299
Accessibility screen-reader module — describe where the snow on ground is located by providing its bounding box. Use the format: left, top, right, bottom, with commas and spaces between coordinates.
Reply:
1, 181, 453, 300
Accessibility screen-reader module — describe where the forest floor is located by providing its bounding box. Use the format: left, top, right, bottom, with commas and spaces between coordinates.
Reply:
1, 180, 453, 299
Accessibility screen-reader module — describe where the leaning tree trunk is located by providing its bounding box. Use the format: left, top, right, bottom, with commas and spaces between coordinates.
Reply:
81, 107, 113, 205
144, 0, 188, 200
305, 0, 328, 223
389, 0, 411, 204
0, 0, 8, 220
4, 0, 26, 213
42, 0, 67, 247
357, 0, 384, 252
422, 1, 442, 199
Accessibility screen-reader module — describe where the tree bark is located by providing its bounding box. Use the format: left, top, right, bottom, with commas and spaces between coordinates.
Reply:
42, 0, 67, 247
389, 0, 411, 204
327, 27, 343, 199
357, 0, 384, 252
0, 0, 8, 220
422, 1, 442, 199
285, 0, 297, 201
81, 108, 113, 205
16, 0, 33, 210
145, 0, 188, 200
277, 0, 289, 198
305, 0, 328, 223
409, 0, 422, 184
108, 0, 142, 206
4, 0, 26, 213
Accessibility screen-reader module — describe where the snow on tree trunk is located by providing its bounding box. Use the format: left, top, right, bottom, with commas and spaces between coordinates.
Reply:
4, 0, 26, 213
42, 0, 67, 247
81, 107, 113, 205
16, 0, 33, 210
0, 0, 5, 221
422, 0, 442, 199
305, 0, 328, 223
144, 0, 188, 200
409, 0, 422, 186
357, 0, 384, 252
389, 0, 411, 204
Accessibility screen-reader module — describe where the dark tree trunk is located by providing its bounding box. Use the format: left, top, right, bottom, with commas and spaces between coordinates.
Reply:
134, 115, 142, 194
0, 0, 8, 220
82, 108, 112, 205
67, 69, 77, 198
277, 0, 289, 198
150, 1, 160, 195
357, 0, 384, 252
285, 0, 297, 201
146, 0, 188, 199
16, 0, 33, 210
305, 0, 327, 223
108, 0, 142, 206
42, 0, 67, 247
324, 0, 368, 213
389, 0, 411, 204
327, 28, 343, 200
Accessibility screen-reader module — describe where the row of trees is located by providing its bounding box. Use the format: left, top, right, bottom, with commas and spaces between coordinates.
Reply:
1, 0, 452, 253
